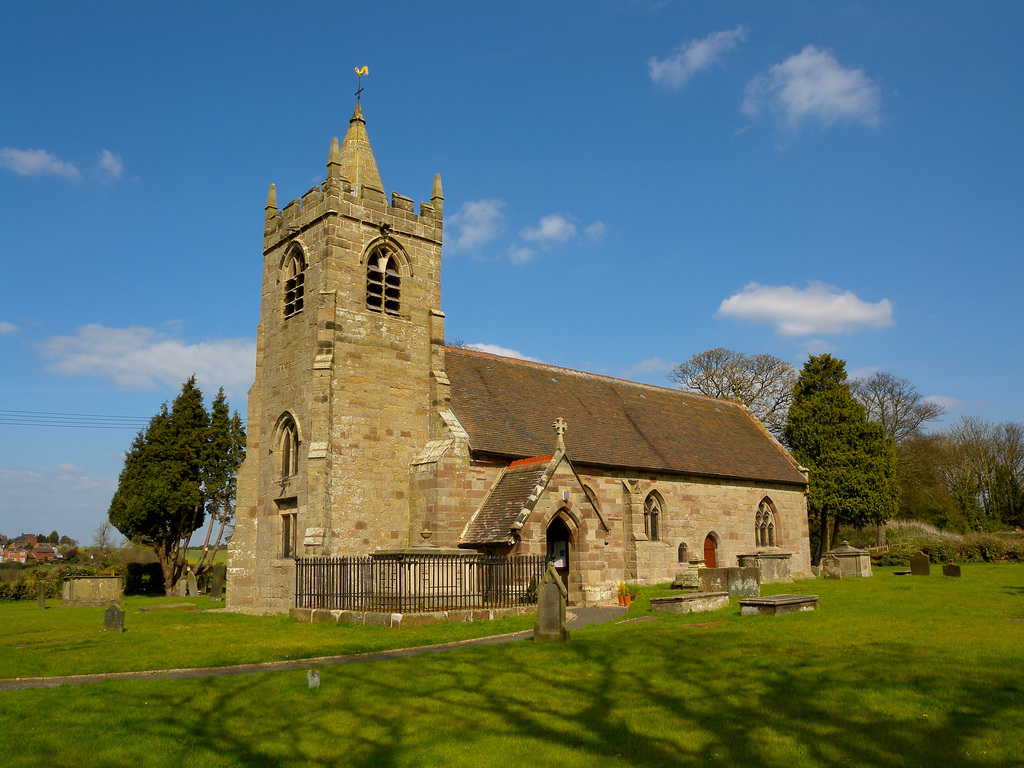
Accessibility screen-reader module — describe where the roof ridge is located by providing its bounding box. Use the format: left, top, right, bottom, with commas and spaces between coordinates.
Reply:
445, 346, 743, 407
508, 454, 554, 469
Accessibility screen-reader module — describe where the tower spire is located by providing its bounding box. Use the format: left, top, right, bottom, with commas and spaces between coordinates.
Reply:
338, 103, 384, 200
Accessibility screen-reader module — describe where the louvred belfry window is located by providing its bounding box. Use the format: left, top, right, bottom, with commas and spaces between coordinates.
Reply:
283, 252, 305, 318
366, 250, 400, 315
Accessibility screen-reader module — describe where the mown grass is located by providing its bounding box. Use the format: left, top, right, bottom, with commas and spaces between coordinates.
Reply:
2, 565, 1023, 767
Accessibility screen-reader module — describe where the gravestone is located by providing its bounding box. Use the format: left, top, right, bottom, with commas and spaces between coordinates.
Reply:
671, 567, 699, 590
175, 578, 187, 598
210, 563, 225, 601
820, 554, 843, 580
533, 563, 570, 643
942, 563, 961, 578
104, 604, 125, 633
37, 581, 47, 609
910, 551, 931, 576
307, 669, 320, 689
186, 571, 199, 596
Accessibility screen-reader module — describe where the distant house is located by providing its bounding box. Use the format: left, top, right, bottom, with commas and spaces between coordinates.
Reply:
1, 547, 28, 564
31, 544, 59, 562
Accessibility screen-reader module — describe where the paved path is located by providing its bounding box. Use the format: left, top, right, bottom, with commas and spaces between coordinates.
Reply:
0, 605, 629, 692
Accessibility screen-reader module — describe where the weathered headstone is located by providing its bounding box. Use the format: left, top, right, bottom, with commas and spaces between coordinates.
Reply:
533, 563, 570, 643
186, 571, 199, 596
306, 669, 320, 689
104, 604, 125, 633
671, 567, 699, 590
820, 554, 843, 580
910, 551, 931, 576
37, 581, 47, 609
210, 563, 225, 601
942, 563, 961, 578
175, 578, 187, 598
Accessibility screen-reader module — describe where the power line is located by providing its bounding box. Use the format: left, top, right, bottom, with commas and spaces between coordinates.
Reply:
0, 409, 151, 430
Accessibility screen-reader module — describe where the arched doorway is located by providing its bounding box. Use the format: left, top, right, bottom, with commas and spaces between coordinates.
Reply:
703, 534, 718, 569
546, 517, 571, 594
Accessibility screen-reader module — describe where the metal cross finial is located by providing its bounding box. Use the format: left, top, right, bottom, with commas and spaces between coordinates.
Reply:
354, 66, 368, 101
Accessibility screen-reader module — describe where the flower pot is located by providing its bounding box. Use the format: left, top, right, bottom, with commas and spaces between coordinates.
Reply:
622, 594, 632, 607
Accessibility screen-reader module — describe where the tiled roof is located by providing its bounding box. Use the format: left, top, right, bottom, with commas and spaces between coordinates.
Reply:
445, 348, 807, 487
461, 460, 551, 546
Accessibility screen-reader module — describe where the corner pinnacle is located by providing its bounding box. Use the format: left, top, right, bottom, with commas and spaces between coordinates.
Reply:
265, 183, 277, 211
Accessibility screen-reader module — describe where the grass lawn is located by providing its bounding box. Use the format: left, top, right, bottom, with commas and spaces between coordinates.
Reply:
2, 564, 1023, 767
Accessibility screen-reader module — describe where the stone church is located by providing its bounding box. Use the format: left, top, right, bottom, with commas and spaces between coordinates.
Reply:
227, 103, 812, 613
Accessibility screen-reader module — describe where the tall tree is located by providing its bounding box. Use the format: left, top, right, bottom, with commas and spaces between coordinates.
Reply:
850, 372, 945, 444
784, 354, 899, 562
668, 347, 797, 438
192, 388, 246, 576
109, 377, 222, 596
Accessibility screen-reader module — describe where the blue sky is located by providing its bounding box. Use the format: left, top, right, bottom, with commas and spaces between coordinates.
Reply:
2, 1, 1022, 544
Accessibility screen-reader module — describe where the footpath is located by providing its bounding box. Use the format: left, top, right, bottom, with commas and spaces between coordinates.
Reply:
0, 605, 628, 692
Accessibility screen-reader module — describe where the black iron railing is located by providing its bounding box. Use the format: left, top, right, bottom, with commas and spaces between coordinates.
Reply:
295, 553, 550, 612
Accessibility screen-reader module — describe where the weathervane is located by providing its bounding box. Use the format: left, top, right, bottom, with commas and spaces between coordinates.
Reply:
354, 66, 368, 101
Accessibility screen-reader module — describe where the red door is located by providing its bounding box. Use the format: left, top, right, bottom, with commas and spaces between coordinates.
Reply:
703, 535, 717, 568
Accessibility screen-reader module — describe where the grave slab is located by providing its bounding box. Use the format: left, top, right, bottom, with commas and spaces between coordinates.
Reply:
534, 562, 570, 643
650, 591, 729, 615
910, 551, 931, 576
104, 604, 125, 632
740, 594, 819, 617
942, 563, 962, 578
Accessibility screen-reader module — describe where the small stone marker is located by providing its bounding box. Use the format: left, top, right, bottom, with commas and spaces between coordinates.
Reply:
910, 551, 931, 576
210, 563, 225, 601
820, 554, 843, 580
942, 563, 961, 578
175, 578, 187, 598
37, 581, 46, 609
533, 562, 570, 643
104, 604, 125, 633
186, 571, 199, 596
307, 669, 320, 689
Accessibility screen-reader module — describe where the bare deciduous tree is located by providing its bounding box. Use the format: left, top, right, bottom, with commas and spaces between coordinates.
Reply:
851, 372, 945, 444
668, 347, 797, 438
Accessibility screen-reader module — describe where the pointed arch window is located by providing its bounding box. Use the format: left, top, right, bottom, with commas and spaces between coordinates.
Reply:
644, 492, 662, 542
278, 416, 299, 479
283, 250, 305, 318
756, 499, 778, 547
366, 249, 401, 316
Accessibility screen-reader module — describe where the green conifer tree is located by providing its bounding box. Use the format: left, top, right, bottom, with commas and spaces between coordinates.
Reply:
784, 355, 899, 562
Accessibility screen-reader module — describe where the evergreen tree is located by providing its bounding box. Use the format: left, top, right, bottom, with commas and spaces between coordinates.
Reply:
784, 355, 899, 562
109, 376, 231, 596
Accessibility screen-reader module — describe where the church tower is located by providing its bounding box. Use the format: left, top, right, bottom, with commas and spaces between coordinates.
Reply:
228, 104, 446, 611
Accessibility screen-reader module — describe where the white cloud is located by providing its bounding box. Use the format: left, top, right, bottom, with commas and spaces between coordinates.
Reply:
628, 357, 675, 375
847, 366, 882, 381
649, 26, 748, 89
42, 324, 256, 403
584, 221, 607, 241
0, 147, 81, 180
0, 322, 19, 334
466, 343, 542, 362
803, 338, 837, 355
925, 395, 964, 411
508, 245, 536, 265
98, 149, 123, 181
520, 214, 576, 246
0, 464, 111, 493
448, 199, 505, 252
717, 282, 893, 336
743, 46, 881, 128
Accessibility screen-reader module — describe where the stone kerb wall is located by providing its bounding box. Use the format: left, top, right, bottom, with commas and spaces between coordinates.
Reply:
63, 576, 123, 606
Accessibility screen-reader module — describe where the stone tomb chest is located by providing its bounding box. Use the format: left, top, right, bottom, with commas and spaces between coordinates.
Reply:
737, 551, 793, 584
63, 576, 123, 606
822, 541, 872, 578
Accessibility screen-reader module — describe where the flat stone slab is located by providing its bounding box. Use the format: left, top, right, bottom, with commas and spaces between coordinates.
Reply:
137, 603, 197, 613
650, 591, 729, 615
892, 570, 911, 576
740, 594, 818, 617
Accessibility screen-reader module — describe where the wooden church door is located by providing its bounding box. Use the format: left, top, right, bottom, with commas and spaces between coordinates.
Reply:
703, 535, 717, 568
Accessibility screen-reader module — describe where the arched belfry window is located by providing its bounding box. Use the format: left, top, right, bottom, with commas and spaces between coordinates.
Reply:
644, 492, 662, 542
756, 499, 778, 547
278, 416, 299, 479
283, 249, 305, 318
366, 249, 401, 316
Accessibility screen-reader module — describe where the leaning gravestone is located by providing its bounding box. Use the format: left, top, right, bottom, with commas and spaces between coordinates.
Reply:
104, 604, 125, 633
910, 551, 931, 576
821, 554, 843, 580
37, 581, 47, 609
533, 563, 570, 643
186, 571, 199, 596
210, 563, 225, 601
942, 563, 961, 578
